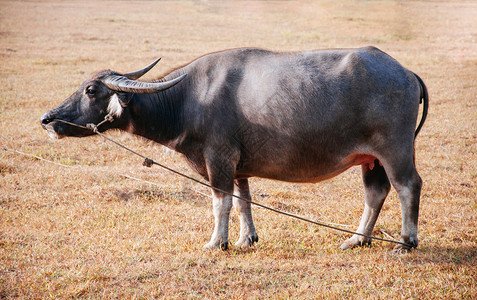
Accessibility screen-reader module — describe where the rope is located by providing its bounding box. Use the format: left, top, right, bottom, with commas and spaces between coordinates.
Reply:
52, 117, 412, 248
2, 146, 75, 168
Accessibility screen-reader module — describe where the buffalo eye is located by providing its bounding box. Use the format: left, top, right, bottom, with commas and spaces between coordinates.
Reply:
85, 86, 96, 96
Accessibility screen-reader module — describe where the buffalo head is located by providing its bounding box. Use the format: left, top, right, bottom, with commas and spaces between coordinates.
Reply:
41, 59, 186, 139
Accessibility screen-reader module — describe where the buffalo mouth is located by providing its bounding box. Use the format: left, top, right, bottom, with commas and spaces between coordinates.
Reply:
41, 118, 97, 139
41, 121, 65, 140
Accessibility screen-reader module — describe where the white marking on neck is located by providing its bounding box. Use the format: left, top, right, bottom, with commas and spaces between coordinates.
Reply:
107, 94, 123, 117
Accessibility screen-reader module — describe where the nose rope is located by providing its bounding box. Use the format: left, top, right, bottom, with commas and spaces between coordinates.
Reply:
54, 114, 114, 133
86, 114, 115, 133
53, 115, 413, 249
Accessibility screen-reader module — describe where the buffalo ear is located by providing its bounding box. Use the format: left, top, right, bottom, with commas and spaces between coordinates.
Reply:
117, 92, 133, 107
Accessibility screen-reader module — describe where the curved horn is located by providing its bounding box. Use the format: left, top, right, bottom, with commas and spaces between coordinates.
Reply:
102, 73, 187, 94
123, 58, 161, 80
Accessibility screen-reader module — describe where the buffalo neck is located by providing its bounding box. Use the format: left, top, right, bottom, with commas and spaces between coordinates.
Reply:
126, 86, 185, 146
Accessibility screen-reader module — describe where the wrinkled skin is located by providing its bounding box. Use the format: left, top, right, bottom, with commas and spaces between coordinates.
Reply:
42, 47, 428, 252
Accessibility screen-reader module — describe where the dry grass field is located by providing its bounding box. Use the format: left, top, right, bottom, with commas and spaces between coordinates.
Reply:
1, 0, 476, 298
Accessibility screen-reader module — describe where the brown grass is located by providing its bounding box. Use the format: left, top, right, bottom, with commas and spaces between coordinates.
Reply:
1, 0, 476, 298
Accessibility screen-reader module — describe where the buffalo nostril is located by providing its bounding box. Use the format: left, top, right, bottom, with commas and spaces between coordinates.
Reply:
40, 113, 54, 126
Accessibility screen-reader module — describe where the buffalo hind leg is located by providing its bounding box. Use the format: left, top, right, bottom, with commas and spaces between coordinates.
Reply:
387, 158, 422, 253
340, 160, 391, 250
233, 179, 259, 248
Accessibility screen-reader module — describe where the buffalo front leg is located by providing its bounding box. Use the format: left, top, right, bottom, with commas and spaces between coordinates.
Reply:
203, 148, 237, 251
340, 161, 391, 250
233, 179, 259, 248
203, 190, 233, 250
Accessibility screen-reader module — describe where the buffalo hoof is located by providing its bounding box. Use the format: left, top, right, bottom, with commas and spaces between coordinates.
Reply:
339, 236, 371, 250
203, 240, 228, 251
339, 241, 354, 250
235, 234, 259, 248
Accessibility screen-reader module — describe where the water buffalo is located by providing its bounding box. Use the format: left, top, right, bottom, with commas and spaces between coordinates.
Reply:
41, 46, 428, 252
